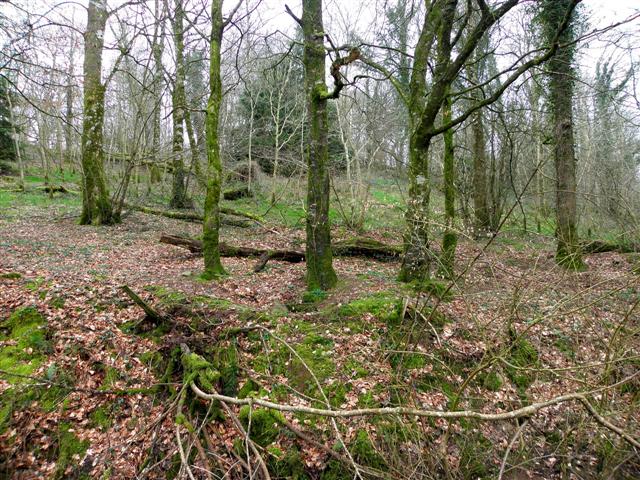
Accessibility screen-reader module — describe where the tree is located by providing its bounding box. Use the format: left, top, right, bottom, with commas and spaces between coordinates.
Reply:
289, 0, 360, 290
168, 0, 190, 209
364, 0, 579, 281
0, 76, 17, 174
439, 91, 456, 278
79, 0, 116, 225
202, 0, 227, 279
540, 0, 584, 269
300, 0, 338, 290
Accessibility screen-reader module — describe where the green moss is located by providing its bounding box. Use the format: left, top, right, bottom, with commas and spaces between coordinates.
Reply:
268, 446, 310, 479
0, 272, 21, 279
25, 276, 47, 292
54, 422, 90, 480
302, 288, 327, 303
477, 370, 503, 392
139, 350, 163, 372
327, 382, 349, 408
409, 279, 453, 301
182, 352, 220, 391
212, 343, 240, 396
389, 351, 427, 370
357, 390, 379, 408
352, 429, 387, 470
90, 405, 114, 430
553, 333, 575, 359
286, 342, 335, 396
238, 379, 260, 399
0, 307, 49, 381
506, 336, 539, 392
344, 358, 369, 378
49, 296, 65, 309
100, 366, 121, 390
335, 292, 401, 323
238, 406, 284, 446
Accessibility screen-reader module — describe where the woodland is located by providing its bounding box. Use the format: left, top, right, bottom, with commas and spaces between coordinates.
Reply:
0, 0, 639, 478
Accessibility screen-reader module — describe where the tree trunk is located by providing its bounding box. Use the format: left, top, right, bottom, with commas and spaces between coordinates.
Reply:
472, 109, 490, 233
79, 0, 116, 225
151, 0, 164, 170
202, 0, 226, 279
169, 0, 189, 209
64, 37, 75, 175
439, 93, 457, 278
397, 3, 436, 283
543, 0, 584, 269
301, 0, 337, 290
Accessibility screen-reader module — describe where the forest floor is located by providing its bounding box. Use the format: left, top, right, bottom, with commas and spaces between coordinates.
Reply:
1, 186, 639, 479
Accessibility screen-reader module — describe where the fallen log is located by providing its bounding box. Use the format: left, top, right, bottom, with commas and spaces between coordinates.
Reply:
580, 240, 640, 254
36, 184, 79, 194
125, 204, 252, 228
160, 234, 305, 271
223, 186, 253, 201
159, 233, 401, 271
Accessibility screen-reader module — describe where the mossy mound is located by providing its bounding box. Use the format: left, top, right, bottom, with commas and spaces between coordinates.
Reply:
0, 306, 49, 381
267, 446, 310, 479
334, 292, 401, 324
238, 406, 285, 447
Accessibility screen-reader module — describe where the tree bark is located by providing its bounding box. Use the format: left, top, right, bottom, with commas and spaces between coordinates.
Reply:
202, 0, 226, 279
79, 0, 116, 225
471, 109, 490, 233
301, 0, 337, 290
439, 93, 457, 278
542, 0, 584, 269
169, 0, 189, 209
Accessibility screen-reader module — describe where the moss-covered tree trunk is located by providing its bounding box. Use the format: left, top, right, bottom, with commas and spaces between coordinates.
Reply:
169, 0, 189, 209
301, 0, 337, 290
202, 0, 226, 279
398, 1, 446, 282
471, 109, 490, 233
542, 0, 584, 269
79, 0, 116, 225
439, 93, 457, 278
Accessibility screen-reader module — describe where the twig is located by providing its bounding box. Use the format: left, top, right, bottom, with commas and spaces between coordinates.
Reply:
498, 419, 529, 480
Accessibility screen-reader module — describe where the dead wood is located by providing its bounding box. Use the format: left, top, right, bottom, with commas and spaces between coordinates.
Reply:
580, 240, 640, 254
121, 285, 167, 325
125, 203, 253, 228
159, 233, 401, 270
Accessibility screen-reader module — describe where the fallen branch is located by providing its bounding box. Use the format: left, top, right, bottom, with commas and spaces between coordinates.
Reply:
125, 203, 255, 228
223, 186, 253, 201
121, 285, 167, 325
159, 234, 401, 270
189, 383, 640, 450
581, 240, 640, 254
